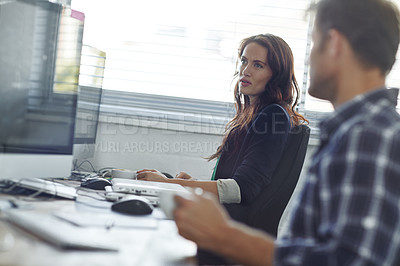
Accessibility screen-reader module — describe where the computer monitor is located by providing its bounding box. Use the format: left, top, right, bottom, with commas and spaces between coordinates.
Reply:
72, 85, 102, 161
73, 45, 105, 161
74, 86, 102, 145
74, 45, 105, 145
0, 0, 83, 180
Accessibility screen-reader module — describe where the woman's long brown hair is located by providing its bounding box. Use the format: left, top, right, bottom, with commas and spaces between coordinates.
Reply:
208, 34, 308, 161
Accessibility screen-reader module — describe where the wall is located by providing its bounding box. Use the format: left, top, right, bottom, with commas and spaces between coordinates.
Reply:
80, 120, 224, 179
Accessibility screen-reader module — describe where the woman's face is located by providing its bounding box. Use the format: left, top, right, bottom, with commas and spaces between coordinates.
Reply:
239, 42, 273, 103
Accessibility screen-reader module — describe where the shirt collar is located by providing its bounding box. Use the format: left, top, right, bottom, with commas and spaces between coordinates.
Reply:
319, 88, 399, 143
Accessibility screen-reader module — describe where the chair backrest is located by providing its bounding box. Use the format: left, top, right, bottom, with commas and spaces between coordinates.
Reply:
224, 124, 310, 236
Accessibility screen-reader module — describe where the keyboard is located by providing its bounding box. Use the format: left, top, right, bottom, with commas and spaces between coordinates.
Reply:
10, 178, 77, 200
111, 178, 188, 197
4, 209, 117, 251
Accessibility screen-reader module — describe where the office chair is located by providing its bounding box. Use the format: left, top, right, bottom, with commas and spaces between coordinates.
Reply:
225, 124, 310, 235
197, 124, 311, 265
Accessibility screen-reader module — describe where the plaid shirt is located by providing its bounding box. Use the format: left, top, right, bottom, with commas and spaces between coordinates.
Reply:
275, 88, 400, 266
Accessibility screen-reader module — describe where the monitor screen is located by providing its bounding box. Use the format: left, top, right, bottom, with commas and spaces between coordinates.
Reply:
0, 0, 83, 180
74, 45, 106, 145
74, 86, 102, 145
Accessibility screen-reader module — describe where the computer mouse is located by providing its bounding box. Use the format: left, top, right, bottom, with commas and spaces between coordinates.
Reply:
80, 178, 112, 190
162, 172, 174, 179
111, 196, 154, 215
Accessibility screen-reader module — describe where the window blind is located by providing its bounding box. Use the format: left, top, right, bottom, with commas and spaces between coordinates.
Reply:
71, 0, 311, 102
71, 0, 400, 121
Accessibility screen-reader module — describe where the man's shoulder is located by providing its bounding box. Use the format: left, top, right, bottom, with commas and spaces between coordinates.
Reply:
338, 108, 400, 154
356, 101, 399, 130
328, 103, 400, 151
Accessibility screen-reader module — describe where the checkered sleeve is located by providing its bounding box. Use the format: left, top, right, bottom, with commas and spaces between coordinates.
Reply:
275, 125, 400, 265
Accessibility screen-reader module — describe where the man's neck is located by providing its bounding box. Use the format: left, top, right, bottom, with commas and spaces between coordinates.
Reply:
332, 67, 386, 108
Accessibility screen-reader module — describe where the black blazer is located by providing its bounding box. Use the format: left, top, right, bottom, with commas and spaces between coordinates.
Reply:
214, 104, 290, 203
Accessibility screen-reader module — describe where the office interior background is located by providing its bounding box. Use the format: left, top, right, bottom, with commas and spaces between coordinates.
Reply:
70, 0, 400, 182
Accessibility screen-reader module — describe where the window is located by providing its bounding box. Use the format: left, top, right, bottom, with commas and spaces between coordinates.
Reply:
71, 0, 311, 101
71, 0, 400, 137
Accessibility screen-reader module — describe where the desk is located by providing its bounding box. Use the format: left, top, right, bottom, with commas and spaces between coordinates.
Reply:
0, 194, 197, 266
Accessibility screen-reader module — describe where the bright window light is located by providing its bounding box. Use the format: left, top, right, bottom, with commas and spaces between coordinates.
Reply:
71, 0, 400, 113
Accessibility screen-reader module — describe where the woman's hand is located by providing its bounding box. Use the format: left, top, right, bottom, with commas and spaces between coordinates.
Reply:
136, 169, 168, 182
175, 171, 193, 180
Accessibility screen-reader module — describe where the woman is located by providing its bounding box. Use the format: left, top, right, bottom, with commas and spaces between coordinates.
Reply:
137, 34, 307, 204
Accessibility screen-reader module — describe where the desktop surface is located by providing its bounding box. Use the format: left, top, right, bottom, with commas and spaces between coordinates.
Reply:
0, 193, 197, 266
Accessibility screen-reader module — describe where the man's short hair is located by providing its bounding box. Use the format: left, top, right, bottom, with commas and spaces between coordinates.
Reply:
312, 0, 400, 75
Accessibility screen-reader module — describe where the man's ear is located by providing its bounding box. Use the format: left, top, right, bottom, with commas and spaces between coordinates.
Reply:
326, 29, 343, 58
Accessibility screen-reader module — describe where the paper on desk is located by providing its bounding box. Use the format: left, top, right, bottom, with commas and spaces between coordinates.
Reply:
53, 210, 158, 229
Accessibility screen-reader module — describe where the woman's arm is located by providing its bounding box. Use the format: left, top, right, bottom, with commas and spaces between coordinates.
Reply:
136, 169, 219, 200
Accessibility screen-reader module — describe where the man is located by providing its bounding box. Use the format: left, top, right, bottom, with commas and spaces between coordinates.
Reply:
172, 0, 400, 265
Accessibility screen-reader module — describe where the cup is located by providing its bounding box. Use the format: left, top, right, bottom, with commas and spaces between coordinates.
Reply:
159, 190, 192, 219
